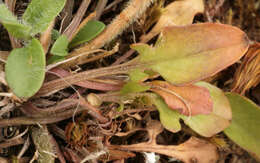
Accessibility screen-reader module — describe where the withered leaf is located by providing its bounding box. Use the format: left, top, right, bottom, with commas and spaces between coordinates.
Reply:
108, 121, 218, 163
150, 80, 213, 116
142, 0, 204, 42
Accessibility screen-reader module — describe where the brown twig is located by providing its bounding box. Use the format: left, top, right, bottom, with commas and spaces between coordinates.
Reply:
49, 124, 66, 140
20, 99, 79, 118
95, 0, 108, 20
17, 136, 30, 159
50, 133, 66, 163
0, 137, 25, 148
79, 97, 109, 124
60, 0, 74, 32
104, 0, 123, 12
0, 104, 85, 127
63, 0, 91, 41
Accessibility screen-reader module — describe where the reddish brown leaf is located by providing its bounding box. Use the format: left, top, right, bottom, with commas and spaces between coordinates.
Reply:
150, 81, 213, 116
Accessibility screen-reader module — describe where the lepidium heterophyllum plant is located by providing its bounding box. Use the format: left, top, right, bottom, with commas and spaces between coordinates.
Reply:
0, 0, 259, 160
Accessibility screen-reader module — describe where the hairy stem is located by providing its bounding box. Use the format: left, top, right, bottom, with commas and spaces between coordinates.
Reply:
62, 0, 154, 67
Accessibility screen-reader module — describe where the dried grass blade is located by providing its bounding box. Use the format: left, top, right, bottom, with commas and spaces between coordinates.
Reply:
63, 0, 91, 41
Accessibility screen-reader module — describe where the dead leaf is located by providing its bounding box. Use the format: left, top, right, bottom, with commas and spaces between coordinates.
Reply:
62, 0, 91, 41
106, 149, 135, 161
40, 20, 54, 53
31, 125, 56, 163
232, 43, 260, 94
108, 121, 218, 163
150, 81, 213, 116
141, 0, 204, 42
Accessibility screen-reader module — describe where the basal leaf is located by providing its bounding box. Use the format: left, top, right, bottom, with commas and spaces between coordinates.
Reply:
224, 93, 260, 159
51, 29, 61, 41
181, 82, 232, 137
150, 81, 213, 116
69, 20, 105, 48
131, 23, 249, 85
154, 82, 231, 137
47, 55, 65, 65
5, 39, 46, 98
153, 96, 181, 133
50, 35, 69, 56
22, 0, 66, 36
0, 4, 31, 38
129, 68, 149, 82
120, 81, 150, 95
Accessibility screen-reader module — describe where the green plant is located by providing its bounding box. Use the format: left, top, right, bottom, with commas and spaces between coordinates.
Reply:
118, 23, 260, 157
0, 0, 259, 162
0, 0, 105, 98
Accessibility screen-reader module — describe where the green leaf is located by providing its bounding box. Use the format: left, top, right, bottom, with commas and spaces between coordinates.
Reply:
120, 81, 150, 95
50, 35, 69, 56
153, 96, 181, 133
154, 82, 232, 137
181, 82, 232, 137
131, 23, 249, 85
224, 93, 260, 159
0, 4, 31, 38
129, 68, 149, 82
116, 103, 124, 112
47, 55, 65, 65
69, 20, 105, 48
5, 39, 46, 98
22, 0, 66, 36
51, 29, 61, 41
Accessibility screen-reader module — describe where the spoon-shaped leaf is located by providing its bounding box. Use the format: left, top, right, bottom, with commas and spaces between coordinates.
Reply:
22, 0, 66, 36
69, 20, 105, 48
181, 82, 232, 137
224, 93, 260, 160
50, 35, 69, 56
154, 82, 232, 137
120, 81, 150, 95
131, 23, 249, 85
0, 4, 31, 39
5, 39, 46, 98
